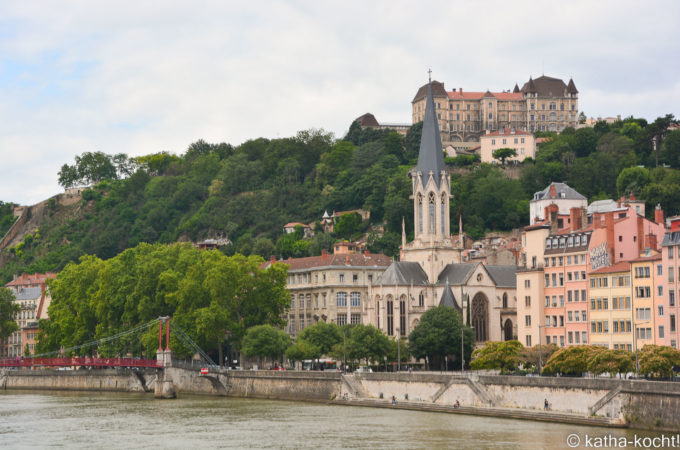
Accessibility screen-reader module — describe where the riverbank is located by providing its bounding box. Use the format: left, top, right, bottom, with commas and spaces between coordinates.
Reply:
4, 368, 680, 431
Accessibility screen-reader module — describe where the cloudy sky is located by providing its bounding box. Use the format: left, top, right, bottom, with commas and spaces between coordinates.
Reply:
1, 1, 679, 205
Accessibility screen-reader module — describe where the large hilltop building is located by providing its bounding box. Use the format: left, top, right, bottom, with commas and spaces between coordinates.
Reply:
411, 75, 579, 147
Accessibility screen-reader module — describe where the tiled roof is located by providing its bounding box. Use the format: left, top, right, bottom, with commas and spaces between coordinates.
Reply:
486, 265, 518, 288
283, 222, 309, 228
532, 182, 586, 201
5, 272, 56, 287
589, 261, 631, 274
375, 262, 429, 286
481, 128, 533, 137
437, 264, 477, 285
446, 91, 523, 101
412, 81, 448, 102
268, 253, 392, 272
13, 286, 43, 300
521, 75, 569, 98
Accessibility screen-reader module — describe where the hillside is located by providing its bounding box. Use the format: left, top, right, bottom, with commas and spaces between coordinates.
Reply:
0, 115, 678, 283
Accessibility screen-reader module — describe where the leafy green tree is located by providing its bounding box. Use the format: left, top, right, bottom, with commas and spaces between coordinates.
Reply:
0, 287, 20, 340
366, 232, 401, 258
334, 212, 362, 240
345, 324, 391, 365
543, 345, 599, 376
520, 343, 558, 371
586, 348, 634, 376
57, 151, 120, 188
285, 339, 321, 363
492, 148, 518, 165
295, 321, 343, 356
661, 129, 680, 168
408, 306, 473, 370
616, 166, 651, 197
252, 237, 276, 259
404, 121, 422, 161
638, 345, 680, 378
470, 340, 523, 373
241, 324, 291, 366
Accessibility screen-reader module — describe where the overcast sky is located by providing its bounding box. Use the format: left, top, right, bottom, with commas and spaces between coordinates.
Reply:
1, 1, 679, 205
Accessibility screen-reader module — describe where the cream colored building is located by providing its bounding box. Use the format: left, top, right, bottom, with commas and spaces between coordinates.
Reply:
480, 129, 536, 164
588, 262, 633, 350
412, 75, 579, 145
631, 253, 660, 350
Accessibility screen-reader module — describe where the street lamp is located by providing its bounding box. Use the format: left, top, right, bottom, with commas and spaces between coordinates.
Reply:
634, 321, 651, 378
538, 324, 546, 376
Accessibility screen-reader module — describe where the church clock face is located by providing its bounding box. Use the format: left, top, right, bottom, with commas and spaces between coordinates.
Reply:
477, 273, 483, 282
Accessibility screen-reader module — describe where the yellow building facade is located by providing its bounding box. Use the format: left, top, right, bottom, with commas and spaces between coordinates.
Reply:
588, 262, 633, 350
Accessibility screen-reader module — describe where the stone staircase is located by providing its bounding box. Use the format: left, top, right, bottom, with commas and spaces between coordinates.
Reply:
341, 374, 368, 398
464, 376, 498, 406
589, 386, 622, 415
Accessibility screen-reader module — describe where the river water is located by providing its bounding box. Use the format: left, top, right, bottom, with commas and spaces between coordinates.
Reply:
0, 391, 666, 449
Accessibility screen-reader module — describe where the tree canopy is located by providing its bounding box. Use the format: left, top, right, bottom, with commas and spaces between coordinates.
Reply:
241, 325, 290, 363
408, 306, 473, 369
0, 287, 20, 341
35, 243, 290, 360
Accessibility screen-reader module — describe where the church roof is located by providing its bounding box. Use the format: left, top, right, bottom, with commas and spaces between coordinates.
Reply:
437, 264, 477, 285
439, 280, 461, 311
375, 261, 429, 286
415, 80, 446, 189
485, 265, 517, 288
412, 80, 448, 102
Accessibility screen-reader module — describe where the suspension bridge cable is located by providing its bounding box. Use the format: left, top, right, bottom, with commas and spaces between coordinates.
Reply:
32, 319, 159, 358
171, 324, 217, 366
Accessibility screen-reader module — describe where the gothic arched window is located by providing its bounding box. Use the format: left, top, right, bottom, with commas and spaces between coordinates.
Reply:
428, 192, 436, 234
418, 194, 423, 234
441, 193, 446, 235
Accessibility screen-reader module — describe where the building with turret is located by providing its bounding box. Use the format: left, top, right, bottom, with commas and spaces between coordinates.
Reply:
411, 75, 579, 147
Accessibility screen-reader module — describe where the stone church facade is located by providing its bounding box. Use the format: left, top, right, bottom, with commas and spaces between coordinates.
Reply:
369, 79, 518, 343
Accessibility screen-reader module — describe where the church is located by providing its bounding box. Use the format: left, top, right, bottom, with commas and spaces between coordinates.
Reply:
366, 79, 518, 343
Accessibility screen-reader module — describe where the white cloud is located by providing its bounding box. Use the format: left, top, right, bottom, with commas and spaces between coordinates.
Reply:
0, 0, 679, 204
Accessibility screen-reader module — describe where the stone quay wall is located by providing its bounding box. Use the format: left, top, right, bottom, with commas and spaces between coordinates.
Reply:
4, 368, 680, 430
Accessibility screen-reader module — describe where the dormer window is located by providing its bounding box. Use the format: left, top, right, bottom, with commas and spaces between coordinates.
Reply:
546, 238, 552, 249
559, 238, 566, 248
567, 237, 573, 247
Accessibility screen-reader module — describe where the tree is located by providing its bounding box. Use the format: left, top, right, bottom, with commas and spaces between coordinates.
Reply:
334, 212, 362, 240
638, 345, 680, 378
616, 166, 650, 197
661, 129, 680, 169
543, 345, 600, 376
241, 324, 290, 366
492, 147, 518, 165
295, 321, 343, 356
470, 340, 523, 373
345, 324, 391, 365
587, 349, 634, 377
0, 287, 19, 341
285, 339, 321, 363
520, 343, 558, 371
408, 306, 473, 370
57, 151, 120, 188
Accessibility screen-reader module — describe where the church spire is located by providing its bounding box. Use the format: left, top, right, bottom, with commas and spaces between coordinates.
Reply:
416, 77, 446, 189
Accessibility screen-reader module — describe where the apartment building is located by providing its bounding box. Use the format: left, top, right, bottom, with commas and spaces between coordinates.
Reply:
660, 216, 680, 348
588, 262, 632, 350
631, 253, 661, 350
479, 128, 536, 164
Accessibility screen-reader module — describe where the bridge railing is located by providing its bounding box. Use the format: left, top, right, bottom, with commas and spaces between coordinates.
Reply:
0, 357, 163, 369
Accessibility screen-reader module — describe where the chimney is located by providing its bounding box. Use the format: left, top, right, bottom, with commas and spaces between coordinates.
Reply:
550, 184, 556, 198
645, 233, 658, 250
637, 215, 644, 253
345, 254, 350, 265
364, 250, 370, 256
655, 204, 665, 225
605, 212, 615, 261
321, 249, 328, 261
460, 88, 463, 93
270, 255, 276, 264
570, 207, 581, 232
580, 208, 588, 230
630, 193, 636, 201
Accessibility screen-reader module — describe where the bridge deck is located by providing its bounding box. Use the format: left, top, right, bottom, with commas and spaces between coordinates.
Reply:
0, 357, 162, 369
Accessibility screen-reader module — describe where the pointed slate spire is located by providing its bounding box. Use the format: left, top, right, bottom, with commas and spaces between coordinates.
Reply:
526, 76, 537, 93
439, 278, 461, 311
416, 79, 446, 189
513, 83, 520, 93
567, 78, 578, 94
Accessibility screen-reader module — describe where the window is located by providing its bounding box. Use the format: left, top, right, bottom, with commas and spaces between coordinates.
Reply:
671, 246, 675, 258
351, 314, 361, 325
659, 326, 665, 339
672, 290, 676, 306
336, 292, 347, 307
659, 286, 664, 296
352, 274, 358, 283
418, 291, 425, 307
323, 293, 327, 308
659, 305, 664, 316
525, 296, 531, 307
337, 314, 347, 326
525, 315, 531, 326
670, 267, 675, 283
672, 315, 676, 332
526, 335, 532, 347
368, 274, 373, 283
524, 279, 530, 288
568, 311, 573, 322
339, 274, 345, 283
350, 292, 361, 307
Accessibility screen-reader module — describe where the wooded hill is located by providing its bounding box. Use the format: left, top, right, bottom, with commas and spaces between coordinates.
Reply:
0, 114, 679, 284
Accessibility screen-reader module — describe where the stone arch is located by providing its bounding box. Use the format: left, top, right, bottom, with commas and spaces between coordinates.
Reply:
471, 293, 489, 342
503, 318, 514, 341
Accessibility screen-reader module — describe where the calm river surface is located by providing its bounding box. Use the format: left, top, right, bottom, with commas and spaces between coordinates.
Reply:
0, 391, 665, 449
